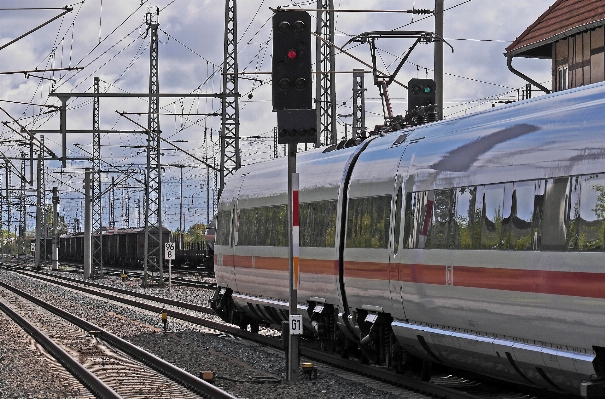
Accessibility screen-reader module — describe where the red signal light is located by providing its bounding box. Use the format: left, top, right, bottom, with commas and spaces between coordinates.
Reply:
287, 49, 297, 59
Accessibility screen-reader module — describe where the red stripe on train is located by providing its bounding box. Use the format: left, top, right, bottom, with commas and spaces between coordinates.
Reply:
218, 255, 605, 299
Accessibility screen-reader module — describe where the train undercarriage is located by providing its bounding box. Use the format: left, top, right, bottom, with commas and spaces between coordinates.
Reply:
210, 287, 425, 378
210, 286, 605, 397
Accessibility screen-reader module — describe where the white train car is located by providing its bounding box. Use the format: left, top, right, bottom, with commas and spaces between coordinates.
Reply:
212, 81, 605, 397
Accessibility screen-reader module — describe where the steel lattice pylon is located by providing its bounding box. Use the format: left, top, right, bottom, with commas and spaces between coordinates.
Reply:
316, 0, 336, 147
143, 9, 163, 287
219, 0, 240, 199
92, 76, 103, 278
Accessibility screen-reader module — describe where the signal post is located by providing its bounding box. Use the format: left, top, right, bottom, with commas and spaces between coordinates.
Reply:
272, 9, 315, 382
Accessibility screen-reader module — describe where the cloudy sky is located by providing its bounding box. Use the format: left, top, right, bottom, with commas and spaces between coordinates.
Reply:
0, 0, 555, 232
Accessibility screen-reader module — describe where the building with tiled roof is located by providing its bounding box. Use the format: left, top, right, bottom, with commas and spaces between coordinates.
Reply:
505, 0, 605, 92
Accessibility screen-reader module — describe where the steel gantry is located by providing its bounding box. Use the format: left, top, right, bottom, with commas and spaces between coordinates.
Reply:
143, 7, 163, 287
92, 77, 103, 278
219, 0, 240, 199
316, 0, 337, 147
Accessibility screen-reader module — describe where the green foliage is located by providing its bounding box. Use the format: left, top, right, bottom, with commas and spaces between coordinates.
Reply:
187, 223, 207, 242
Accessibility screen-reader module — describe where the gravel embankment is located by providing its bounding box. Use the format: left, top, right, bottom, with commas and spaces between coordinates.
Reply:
0, 267, 426, 398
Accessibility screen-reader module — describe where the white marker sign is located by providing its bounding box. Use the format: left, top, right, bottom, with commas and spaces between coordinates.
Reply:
289, 314, 303, 335
164, 242, 175, 260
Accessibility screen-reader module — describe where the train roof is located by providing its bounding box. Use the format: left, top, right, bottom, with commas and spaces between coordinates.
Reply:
223, 80, 605, 204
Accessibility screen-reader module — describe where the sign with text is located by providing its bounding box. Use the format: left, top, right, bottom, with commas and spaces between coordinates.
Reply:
289, 314, 302, 335
164, 242, 175, 260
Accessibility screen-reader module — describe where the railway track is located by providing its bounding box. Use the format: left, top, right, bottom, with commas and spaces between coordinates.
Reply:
50, 262, 217, 289
2, 263, 572, 399
0, 277, 236, 399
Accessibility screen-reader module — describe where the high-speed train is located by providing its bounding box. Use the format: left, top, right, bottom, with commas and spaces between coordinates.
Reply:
211, 81, 605, 397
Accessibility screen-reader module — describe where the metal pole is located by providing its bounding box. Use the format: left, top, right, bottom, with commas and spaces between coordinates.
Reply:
435, 0, 444, 120
83, 169, 91, 279
287, 143, 299, 382
52, 187, 58, 270
5, 160, 10, 257
35, 150, 41, 270
168, 234, 172, 295
60, 97, 67, 167
179, 165, 183, 250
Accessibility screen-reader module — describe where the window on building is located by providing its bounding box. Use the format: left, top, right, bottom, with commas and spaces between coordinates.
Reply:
557, 65, 569, 91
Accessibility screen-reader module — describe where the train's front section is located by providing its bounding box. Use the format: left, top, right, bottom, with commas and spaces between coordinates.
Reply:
210, 145, 360, 335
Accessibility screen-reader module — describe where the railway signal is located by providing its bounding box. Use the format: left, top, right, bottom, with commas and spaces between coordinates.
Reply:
272, 10, 316, 144
408, 78, 436, 113
272, 10, 312, 111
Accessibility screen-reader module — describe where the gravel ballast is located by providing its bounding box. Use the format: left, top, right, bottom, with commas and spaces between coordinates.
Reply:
0, 266, 427, 398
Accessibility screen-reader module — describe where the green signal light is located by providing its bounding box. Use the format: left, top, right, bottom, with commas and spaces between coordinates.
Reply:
423, 86, 432, 94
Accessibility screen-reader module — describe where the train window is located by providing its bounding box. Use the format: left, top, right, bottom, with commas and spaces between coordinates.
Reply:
300, 200, 337, 247
402, 192, 413, 249
238, 208, 257, 246
346, 195, 391, 249
541, 177, 570, 251
426, 189, 456, 249
478, 185, 505, 249
566, 176, 581, 250
393, 188, 403, 255
262, 205, 288, 247
453, 187, 476, 249
404, 191, 432, 249
503, 181, 536, 250
235, 205, 288, 247
216, 210, 231, 246
573, 175, 605, 251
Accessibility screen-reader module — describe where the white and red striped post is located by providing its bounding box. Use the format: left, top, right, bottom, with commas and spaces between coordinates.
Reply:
292, 173, 300, 290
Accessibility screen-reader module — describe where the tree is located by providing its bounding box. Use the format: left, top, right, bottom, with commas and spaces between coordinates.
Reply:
187, 223, 207, 243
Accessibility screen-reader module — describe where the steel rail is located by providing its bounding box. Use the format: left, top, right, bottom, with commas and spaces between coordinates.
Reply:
5, 266, 567, 399
11, 268, 485, 399
0, 297, 122, 399
23, 269, 214, 314
0, 280, 237, 399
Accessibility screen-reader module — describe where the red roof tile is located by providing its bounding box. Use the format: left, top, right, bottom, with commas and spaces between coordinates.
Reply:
506, 0, 605, 57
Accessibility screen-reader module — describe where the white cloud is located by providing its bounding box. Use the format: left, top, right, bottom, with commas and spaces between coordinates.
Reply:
0, 0, 560, 229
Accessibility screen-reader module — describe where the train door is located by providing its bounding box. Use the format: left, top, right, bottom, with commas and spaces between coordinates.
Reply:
389, 180, 406, 321
388, 140, 417, 323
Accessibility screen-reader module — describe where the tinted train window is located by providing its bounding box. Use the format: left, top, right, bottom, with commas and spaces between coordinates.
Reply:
541, 178, 570, 251
346, 195, 391, 249
216, 210, 231, 246
237, 205, 288, 247
300, 200, 337, 247
393, 188, 403, 255
453, 187, 476, 249
568, 175, 605, 251
503, 181, 537, 250
238, 208, 257, 246
479, 185, 505, 249
402, 176, 605, 252
425, 189, 456, 249
404, 191, 431, 249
